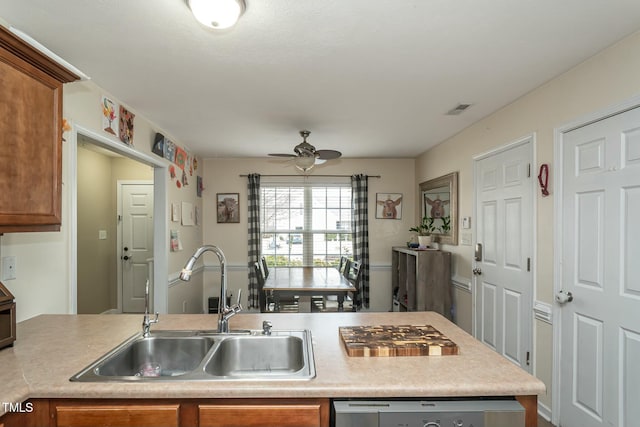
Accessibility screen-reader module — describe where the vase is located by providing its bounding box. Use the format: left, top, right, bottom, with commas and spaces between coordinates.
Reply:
418, 235, 431, 247
430, 235, 440, 250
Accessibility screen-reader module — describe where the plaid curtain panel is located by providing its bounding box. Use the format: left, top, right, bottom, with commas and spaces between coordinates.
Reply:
247, 173, 261, 309
351, 174, 370, 308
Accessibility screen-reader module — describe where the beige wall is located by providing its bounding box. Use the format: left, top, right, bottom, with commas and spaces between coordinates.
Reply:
202, 158, 416, 312
416, 29, 640, 413
77, 146, 114, 314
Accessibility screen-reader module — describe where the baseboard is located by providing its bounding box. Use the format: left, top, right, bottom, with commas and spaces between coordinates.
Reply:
538, 401, 552, 423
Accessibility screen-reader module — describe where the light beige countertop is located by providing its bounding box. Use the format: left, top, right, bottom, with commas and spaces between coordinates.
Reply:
0, 312, 545, 416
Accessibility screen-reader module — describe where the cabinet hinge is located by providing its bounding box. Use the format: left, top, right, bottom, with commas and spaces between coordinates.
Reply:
526, 351, 530, 366
527, 258, 531, 272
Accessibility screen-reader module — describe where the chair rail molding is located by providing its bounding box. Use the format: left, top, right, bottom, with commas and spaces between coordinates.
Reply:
452, 275, 472, 293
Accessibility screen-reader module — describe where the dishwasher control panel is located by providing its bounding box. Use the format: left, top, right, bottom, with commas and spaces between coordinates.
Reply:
379, 410, 482, 427
334, 400, 525, 427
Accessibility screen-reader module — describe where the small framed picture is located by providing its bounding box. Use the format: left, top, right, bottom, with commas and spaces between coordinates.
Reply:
217, 193, 240, 223
376, 193, 403, 219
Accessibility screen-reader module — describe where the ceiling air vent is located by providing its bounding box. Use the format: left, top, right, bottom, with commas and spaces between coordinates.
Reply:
446, 103, 473, 115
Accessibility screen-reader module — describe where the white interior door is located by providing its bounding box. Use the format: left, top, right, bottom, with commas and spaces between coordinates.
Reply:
121, 183, 154, 313
559, 107, 640, 427
474, 139, 533, 371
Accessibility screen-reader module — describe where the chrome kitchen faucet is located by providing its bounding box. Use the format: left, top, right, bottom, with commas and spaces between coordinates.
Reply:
179, 245, 242, 333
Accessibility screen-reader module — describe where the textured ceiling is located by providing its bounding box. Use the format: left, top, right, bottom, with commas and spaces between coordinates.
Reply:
2, 0, 640, 159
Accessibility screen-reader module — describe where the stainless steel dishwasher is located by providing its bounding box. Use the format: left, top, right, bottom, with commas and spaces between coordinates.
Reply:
333, 400, 525, 427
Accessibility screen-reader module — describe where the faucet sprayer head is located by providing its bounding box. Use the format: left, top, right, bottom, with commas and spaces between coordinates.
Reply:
179, 268, 193, 281
179, 255, 199, 281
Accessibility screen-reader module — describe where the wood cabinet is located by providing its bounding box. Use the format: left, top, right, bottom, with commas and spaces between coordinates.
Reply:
1, 398, 330, 427
0, 26, 79, 233
391, 247, 452, 319
54, 403, 181, 427
198, 399, 328, 427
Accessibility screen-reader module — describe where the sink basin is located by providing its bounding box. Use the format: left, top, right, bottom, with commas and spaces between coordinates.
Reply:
204, 335, 306, 378
71, 331, 216, 381
96, 336, 215, 377
70, 329, 315, 382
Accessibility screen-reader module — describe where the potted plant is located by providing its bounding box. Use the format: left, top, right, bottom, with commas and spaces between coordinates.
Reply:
430, 215, 451, 250
438, 215, 451, 235
410, 216, 439, 247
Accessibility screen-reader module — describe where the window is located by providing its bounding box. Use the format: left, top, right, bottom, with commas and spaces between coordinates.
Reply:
261, 184, 352, 267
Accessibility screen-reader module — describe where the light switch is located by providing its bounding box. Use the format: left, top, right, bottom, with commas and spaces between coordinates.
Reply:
98, 230, 107, 240
461, 232, 472, 246
462, 217, 471, 229
2, 256, 16, 280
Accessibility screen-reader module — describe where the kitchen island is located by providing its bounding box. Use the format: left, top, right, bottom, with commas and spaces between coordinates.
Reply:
0, 312, 544, 426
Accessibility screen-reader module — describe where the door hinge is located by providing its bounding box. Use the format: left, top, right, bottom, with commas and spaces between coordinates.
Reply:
527, 257, 531, 272
527, 163, 531, 178
526, 351, 530, 366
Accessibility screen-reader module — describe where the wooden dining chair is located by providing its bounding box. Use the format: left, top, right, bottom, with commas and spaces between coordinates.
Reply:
345, 260, 362, 311
253, 262, 275, 313
254, 262, 268, 312
261, 256, 270, 278
337, 256, 349, 275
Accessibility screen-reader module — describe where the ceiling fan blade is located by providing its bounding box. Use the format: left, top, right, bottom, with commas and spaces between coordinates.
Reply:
268, 153, 297, 158
315, 149, 342, 160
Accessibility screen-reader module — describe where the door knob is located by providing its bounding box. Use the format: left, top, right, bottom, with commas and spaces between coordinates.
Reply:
472, 267, 482, 275
121, 255, 130, 261
555, 290, 573, 304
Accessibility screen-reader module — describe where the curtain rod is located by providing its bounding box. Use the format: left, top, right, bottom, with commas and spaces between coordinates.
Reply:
239, 174, 381, 178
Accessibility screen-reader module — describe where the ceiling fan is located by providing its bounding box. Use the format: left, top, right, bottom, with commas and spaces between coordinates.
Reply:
268, 130, 342, 172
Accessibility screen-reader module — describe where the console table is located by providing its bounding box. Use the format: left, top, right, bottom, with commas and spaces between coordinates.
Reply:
391, 247, 452, 319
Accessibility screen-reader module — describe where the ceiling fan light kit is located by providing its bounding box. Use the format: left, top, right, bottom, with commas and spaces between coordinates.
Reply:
295, 155, 316, 172
269, 130, 342, 173
188, 0, 245, 29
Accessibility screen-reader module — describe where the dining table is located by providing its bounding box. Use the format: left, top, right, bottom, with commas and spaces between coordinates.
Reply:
263, 266, 356, 312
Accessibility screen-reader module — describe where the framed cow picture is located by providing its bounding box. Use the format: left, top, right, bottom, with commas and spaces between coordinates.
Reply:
216, 193, 240, 223
376, 193, 403, 219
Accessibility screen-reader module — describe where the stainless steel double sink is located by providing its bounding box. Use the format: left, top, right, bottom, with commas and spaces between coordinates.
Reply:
70, 329, 315, 382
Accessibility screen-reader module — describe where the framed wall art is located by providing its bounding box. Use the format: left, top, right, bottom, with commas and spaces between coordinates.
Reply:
376, 193, 403, 219
217, 193, 240, 223
419, 172, 458, 245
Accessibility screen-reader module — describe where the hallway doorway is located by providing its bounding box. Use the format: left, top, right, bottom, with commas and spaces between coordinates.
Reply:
76, 139, 153, 313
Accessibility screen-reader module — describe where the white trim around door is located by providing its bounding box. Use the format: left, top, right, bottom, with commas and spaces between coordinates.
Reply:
69, 124, 169, 314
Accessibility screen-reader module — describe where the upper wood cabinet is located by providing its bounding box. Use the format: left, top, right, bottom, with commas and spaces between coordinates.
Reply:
0, 26, 79, 233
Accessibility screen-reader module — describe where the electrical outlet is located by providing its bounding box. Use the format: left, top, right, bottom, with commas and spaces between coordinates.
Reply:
98, 230, 107, 240
2, 256, 17, 280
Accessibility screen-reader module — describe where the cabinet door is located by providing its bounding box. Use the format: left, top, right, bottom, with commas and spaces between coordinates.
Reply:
199, 399, 328, 427
0, 399, 49, 427
0, 26, 78, 233
54, 404, 180, 427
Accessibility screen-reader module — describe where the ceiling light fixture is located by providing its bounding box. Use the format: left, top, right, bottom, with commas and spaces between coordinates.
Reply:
188, 0, 245, 29
294, 155, 316, 173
